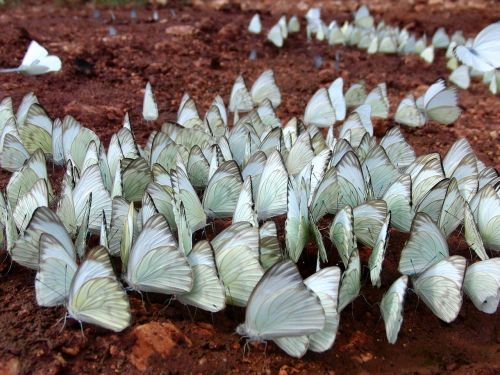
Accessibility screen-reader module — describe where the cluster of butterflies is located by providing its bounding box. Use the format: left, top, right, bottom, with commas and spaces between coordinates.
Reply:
0, 67, 498, 358
249, 6, 500, 95
248, 13, 301, 48
446, 23, 500, 95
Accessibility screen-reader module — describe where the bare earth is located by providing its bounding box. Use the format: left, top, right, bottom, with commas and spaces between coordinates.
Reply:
0, 1, 499, 374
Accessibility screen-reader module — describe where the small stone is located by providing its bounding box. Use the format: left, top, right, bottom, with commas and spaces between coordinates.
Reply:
165, 25, 197, 37
360, 352, 374, 362
198, 17, 216, 33
279, 365, 300, 375
61, 346, 80, 356
217, 23, 239, 41
198, 357, 207, 366
446, 363, 459, 371
0, 357, 20, 375
318, 68, 335, 83
192, 322, 215, 337
109, 345, 120, 357
231, 341, 240, 350
129, 321, 192, 372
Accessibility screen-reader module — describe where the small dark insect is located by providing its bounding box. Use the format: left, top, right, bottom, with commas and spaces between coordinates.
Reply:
210, 56, 221, 69
74, 58, 94, 76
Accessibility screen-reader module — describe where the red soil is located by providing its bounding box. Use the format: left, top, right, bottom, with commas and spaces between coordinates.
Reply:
0, 1, 499, 374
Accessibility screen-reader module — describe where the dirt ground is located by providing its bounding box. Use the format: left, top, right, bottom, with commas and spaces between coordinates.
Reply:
0, 0, 499, 374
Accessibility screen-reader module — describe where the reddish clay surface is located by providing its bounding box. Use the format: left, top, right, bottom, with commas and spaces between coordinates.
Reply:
0, 1, 499, 374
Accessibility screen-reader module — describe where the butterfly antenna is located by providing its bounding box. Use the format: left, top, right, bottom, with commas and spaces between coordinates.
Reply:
6, 256, 14, 274
79, 320, 85, 339
413, 293, 421, 314
243, 339, 251, 358
360, 292, 374, 308
410, 258, 417, 275
20, 212, 29, 233
0, 243, 7, 263
350, 301, 356, 319
370, 313, 383, 336
185, 304, 194, 322
55, 313, 67, 332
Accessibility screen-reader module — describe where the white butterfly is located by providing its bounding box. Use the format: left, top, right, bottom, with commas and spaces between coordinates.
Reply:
432, 27, 450, 48
463, 258, 500, 314
380, 275, 408, 344
267, 23, 284, 48
304, 88, 336, 127
229, 75, 254, 117
423, 79, 462, 125
345, 82, 367, 109
368, 212, 391, 287
236, 260, 325, 358
0, 41, 61, 76
259, 220, 283, 271
123, 213, 193, 295
285, 179, 310, 262
288, 16, 300, 33
304, 266, 341, 352
379, 126, 416, 169
211, 222, 263, 307
255, 150, 288, 220
329, 205, 356, 267
420, 45, 435, 64
35, 234, 131, 332
233, 177, 258, 227
13, 178, 49, 232
143, 82, 159, 121
251, 70, 281, 108
354, 5, 374, 29
338, 249, 361, 312
11, 206, 74, 270
72, 164, 112, 233
413, 256, 466, 323
449, 65, 471, 90
364, 83, 390, 119
177, 93, 203, 129
177, 240, 226, 312
203, 160, 243, 218
469, 185, 500, 252
328, 78, 346, 121
455, 22, 500, 72
248, 14, 262, 34
399, 212, 449, 276
394, 95, 426, 128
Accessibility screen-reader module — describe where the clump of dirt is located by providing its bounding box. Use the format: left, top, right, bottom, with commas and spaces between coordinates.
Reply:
0, 1, 499, 374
